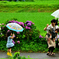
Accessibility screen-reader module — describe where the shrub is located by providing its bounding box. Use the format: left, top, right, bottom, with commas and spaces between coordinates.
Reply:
13, 52, 32, 59
1, 18, 40, 43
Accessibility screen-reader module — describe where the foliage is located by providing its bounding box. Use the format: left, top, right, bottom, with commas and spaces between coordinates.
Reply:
0, 38, 59, 52
0, 19, 50, 52
0, 18, 50, 52
1, 19, 40, 42
13, 52, 20, 59
0, 41, 7, 51
13, 52, 33, 59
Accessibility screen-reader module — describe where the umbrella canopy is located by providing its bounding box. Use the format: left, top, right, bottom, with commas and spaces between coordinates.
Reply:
6, 23, 24, 32
51, 9, 59, 18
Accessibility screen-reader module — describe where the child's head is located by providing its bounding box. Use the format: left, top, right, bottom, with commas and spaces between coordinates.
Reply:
6, 31, 12, 37
51, 19, 56, 26
55, 28, 59, 33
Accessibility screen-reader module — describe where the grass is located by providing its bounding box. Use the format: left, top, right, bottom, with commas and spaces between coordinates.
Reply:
0, 12, 54, 36
0, 1, 59, 12
0, 1, 59, 5
0, 58, 8, 59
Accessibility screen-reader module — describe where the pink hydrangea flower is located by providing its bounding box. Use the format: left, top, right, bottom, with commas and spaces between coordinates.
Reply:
12, 40, 15, 44
25, 21, 34, 25
17, 32, 20, 34
27, 23, 31, 26
17, 41, 20, 44
25, 26, 31, 29
2, 27, 4, 29
39, 35, 43, 38
32, 23, 34, 24
18, 22, 24, 27
25, 21, 31, 24
2, 23, 4, 25
7, 30, 10, 32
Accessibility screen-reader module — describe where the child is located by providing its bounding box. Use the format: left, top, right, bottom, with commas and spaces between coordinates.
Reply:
6, 31, 15, 56
48, 28, 57, 43
44, 19, 58, 44
47, 29, 59, 55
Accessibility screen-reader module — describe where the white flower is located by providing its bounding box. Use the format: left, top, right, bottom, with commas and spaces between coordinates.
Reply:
1, 33, 2, 35
0, 27, 1, 30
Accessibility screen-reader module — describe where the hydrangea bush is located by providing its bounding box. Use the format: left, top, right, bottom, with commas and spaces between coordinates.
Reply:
0, 19, 49, 52
0, 19, 40, 43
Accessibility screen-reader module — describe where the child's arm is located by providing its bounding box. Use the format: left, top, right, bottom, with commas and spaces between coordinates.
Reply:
44, 24, 49, 31
10, 34, 15, 39
47, 34, 51, 43
53, 38, 55, 42
54, 35, 57, 41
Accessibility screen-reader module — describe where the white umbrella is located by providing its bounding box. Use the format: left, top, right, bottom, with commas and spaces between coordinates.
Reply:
51, 9, 59, 18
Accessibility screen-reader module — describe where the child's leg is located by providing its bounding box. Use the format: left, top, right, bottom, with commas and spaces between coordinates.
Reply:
50, 47, 55, 55
47, 47, 51, 55
48, 48, 50, 53
9, 48, 12, 56
50, 47, 53, 53
52, 48, 55, 55
7, 48, 12, 56
7, 48, 10, 55
9, 48, 11, 53
7, 49, 9, 52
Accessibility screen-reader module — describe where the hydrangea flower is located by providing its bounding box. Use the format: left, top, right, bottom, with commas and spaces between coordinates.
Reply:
17, 32, 20, 34
17, 41, 20, 44
18, 22, 24, 27
9, 20, 16, 23
25, 21, 34, 25
2, 23, 4, 25
2, 27, 4, 29
32, 23, 34, 24
39, 35, 43, 38
25, 21, 31, 24
9, 20, 24, 27
12, 40, 15, 44
7, 30, 10, 32
27, 23, 31, 26
9, 21, 13, 23
12, 20, 15, 21
25, 26, 31, 29
25, 21, 30, 23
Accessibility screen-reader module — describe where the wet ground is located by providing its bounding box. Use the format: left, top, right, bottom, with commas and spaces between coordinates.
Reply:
0, 52, 59, 59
